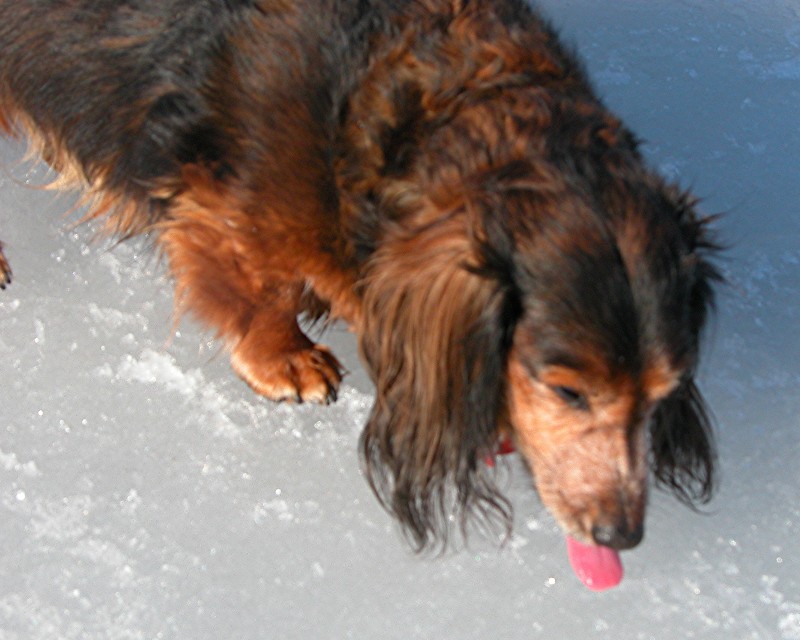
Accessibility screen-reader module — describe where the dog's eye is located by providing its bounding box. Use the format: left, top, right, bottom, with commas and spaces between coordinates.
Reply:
551, 385, 588, 410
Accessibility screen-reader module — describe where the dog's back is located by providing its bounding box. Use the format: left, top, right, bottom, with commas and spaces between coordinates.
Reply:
0, 1, 388, 227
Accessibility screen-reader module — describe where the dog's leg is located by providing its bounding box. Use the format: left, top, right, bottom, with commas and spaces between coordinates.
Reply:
228, 281, 342, 404
0, 241, 11, 289
158, 184, 343, 404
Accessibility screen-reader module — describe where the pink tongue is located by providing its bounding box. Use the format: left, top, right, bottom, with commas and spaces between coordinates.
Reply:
566, 536, 623, 591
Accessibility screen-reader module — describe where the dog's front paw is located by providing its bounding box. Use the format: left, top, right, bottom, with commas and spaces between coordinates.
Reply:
231, 343, 343, 404
0, 242, 11, 290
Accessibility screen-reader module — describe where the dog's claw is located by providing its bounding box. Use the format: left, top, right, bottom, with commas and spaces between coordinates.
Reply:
231, 344, 343, 405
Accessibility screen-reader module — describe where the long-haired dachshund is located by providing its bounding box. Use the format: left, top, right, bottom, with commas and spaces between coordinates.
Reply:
0, 0, 719, 588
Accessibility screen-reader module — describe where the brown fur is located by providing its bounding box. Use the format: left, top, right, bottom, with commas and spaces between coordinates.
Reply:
0, 0, 719, 552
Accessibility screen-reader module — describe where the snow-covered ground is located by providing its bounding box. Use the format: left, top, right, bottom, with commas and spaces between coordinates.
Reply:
1, 1, 799, 638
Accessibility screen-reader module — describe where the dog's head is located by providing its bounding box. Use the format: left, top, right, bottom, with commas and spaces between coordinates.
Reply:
358, 155, 719, 553
502, 176, 719, 551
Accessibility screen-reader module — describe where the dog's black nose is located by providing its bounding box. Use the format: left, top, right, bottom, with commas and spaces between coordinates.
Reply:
591, 522, 644, 550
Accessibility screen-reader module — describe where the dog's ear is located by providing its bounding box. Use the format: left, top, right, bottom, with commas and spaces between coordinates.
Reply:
358, 213, 520, 550
671, 188, 723, 338
649, 379, 716, 504
650, 189, 721, 505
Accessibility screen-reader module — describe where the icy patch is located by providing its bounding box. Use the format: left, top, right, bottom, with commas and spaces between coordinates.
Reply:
95, 239, 160, 285
594, 67, 632, 86
93, 348, 254, 438
0, 449, 41, 477
109, 348, 204, 397
509, 534, 528, 551
0, 297, 21, 312
525, 517, 544, 532
33, 319, 45, 347
726, 250, 800, 304
761, 575, 800, 639
657, 159, 687, 182
29, 495, 93, 542
332, 386, 373, 432
254, 498, 293, 523
0, 593, 69, 640
86, 303, 147, 332
196, 385, 246, 440
253, 497, 323, 525
765, 56, 800, 79
97, 251, 128, 285
119, 489, 142, 516
745, 55, 800, 80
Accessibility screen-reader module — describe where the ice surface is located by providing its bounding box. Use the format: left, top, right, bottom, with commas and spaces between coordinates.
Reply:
1, 1, 799, 638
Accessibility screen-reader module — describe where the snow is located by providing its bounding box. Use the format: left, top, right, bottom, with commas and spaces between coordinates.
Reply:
1, 1, 799, 638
